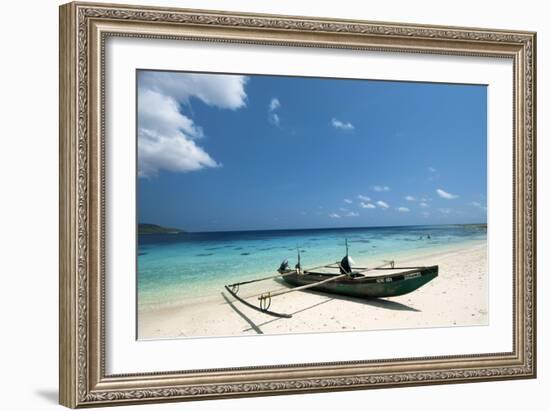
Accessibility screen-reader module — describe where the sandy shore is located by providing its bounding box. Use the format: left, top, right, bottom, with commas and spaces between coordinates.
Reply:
138, 241, 487, 339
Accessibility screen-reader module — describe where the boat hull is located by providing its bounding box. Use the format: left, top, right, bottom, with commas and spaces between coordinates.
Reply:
281, 266, 438, 299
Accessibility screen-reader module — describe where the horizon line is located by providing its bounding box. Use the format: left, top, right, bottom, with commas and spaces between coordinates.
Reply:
138, 221, 487, 235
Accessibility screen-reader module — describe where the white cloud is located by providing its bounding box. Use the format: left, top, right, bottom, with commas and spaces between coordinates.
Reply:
439, 208, 452, 215
346, 211, 359, 217
269, 112, 280, 126
329, 213, 341, 219
422, 211, 430, 217
138, 89, 204, 139
397, 207, 410, 212
436, 188, 459, 199
339, 207, 348, 212
268, 97, 281, 126
357, 194, 371, 201
360, 202, 376, 209
269, 98, 280, 112
405, 195, 416, 201
471, 201, 487, 211
137, 89, 220, 178
331, 118, 354, 130
372, 185, 390, 192
138, 71, 247, 110
419, 202, 429, 208
137, 71, 248, 177
344, 199, 353, 204
428, 167, 437, 173
376, 201, 390, 209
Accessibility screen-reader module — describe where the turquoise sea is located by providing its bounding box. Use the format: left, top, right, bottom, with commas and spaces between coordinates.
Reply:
137, 224, 486, 310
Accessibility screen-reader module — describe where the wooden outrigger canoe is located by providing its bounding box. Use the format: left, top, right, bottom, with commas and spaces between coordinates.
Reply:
279, 265, 438, 300
224, 241, 438, 318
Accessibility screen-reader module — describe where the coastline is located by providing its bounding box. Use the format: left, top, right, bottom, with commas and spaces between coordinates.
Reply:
138, 240, 488, 339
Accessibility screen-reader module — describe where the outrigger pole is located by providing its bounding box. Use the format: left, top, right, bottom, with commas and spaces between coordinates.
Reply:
225, 269, 298, 290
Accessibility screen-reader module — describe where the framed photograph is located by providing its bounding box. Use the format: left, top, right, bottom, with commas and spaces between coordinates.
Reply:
59, 2, 537, 408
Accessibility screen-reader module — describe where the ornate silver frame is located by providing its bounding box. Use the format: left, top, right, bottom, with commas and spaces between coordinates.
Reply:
59, 2, 536, 408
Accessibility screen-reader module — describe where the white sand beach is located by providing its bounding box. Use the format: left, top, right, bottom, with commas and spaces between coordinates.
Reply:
138, 241, 487, 339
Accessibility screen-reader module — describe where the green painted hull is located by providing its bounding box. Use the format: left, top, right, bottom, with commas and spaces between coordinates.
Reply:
281, 266, 438, 299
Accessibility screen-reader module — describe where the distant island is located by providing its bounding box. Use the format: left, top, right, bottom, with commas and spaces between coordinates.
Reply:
138, 223, 185, 235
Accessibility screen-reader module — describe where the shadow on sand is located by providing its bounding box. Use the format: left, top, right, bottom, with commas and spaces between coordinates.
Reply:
221, 291, 337, 334
221, 274, 420, 334
221, 292, 264, 334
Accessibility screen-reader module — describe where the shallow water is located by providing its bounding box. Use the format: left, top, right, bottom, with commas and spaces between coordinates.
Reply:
137, 224, 486, 309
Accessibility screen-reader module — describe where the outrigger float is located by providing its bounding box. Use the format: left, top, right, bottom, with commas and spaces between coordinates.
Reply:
224, 240, 438, 318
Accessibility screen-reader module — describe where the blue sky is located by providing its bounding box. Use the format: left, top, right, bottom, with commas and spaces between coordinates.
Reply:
137, 70, 487, 232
